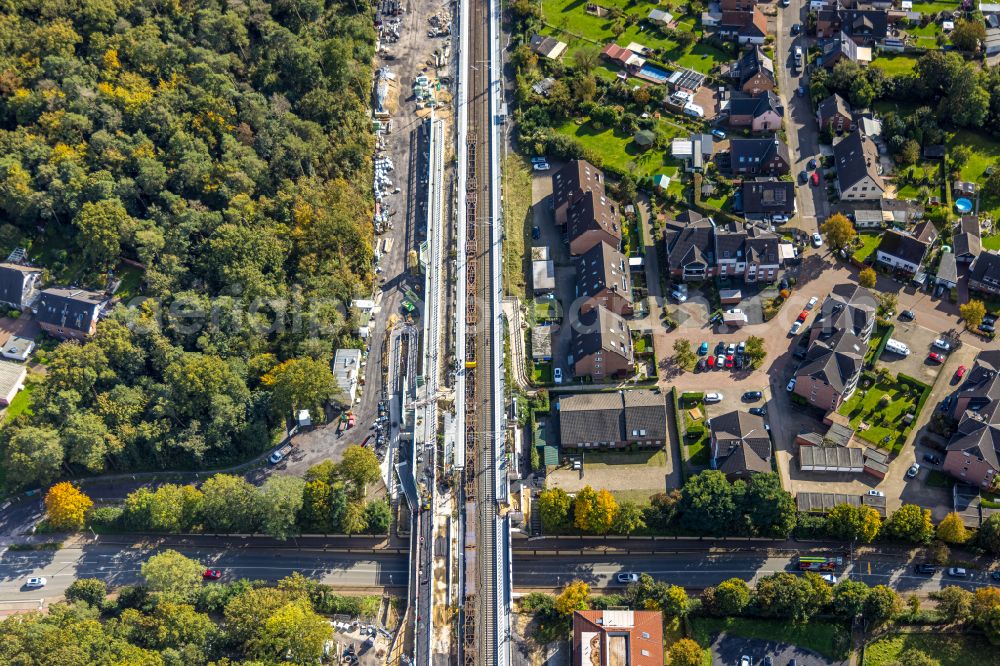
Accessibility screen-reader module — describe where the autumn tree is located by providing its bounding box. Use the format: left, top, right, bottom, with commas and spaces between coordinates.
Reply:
859, 267, 877, 289
865, 585, 903, 625
936, 512, 969, 544
960, 299, 987, 329
260, 357, 340, 420
825, 503, 881, 543
586, 489, 618, 534
701, 578, 751, 616
141, 550, 204, 601
668, 638, 704, 666
247, 599, 331, 662
573, 486, 598, 532
883, 504, 934, 544
820, 213, 857, 252
971, 587, 1000, 643
538, 487, 572, 532
554, 580, 590, 616
339, 446, 381, 498
341, 500, 368, 534
44, 482, 93, 530
932, 586, 973, 622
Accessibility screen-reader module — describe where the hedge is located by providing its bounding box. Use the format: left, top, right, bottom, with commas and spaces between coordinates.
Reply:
897, 372, 933, 426
867, 323, 894, 368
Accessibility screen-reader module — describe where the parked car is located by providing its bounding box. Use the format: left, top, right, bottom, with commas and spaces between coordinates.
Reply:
789, 321, 802, 336
670, 289, 687, 303
740, 657, 751, 666
980, 321, 996, 333
906, 463, 921, 479
798, 170, 809, 185
810, 172, 820, 186
899, 310, 916, 321
24, 577, 46, 589
947, 567, 968, 578
716, 341, 726, 355
807, 158, 818, 170
806, 296, 818, 310
928, 352, 944, 363
705, 392, 724, 403
738, 341, 746, 354
749, 406, 767, 416
932, 338, 952, 351
742, 391, 763, 401
716, 354, 726, 369
531, 226, 540, 240
923, 453, 942, 465
616, 572, 640, 583
820, 573, 838, 584
553, 367, 563, 384
532, 162, 550, 171
811, 232, 823, 246
727, 342, 737, 354
786, 378, 797, 392
725, 355, 735, 368
698, 341, 709, 355
707, 355, 716, 369
711, 128, 727, 139
268, 444, 292, 465
866, 490, 885, 497
791, 23, 802, 34
797, 85, 805, 96
203, 569, 222, 580
797, 310, 808, 322
914, 564, 937, 574
956, 365, 967, 380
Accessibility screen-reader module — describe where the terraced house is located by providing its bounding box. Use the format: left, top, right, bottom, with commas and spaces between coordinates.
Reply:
945, 351, 1000, 488
664, 213, 786, 282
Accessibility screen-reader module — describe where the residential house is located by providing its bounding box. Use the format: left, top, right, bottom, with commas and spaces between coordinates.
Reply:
881, 198, 923, 226
576, 242, 634, 316
875, 221, 937, 274
954, 215, 982, 264
969, 251, 1000, 296
0, 360, 25, 407
937, 250, 959, 290
333, 348, 363, 404
571, 306, 634, 381
728, 46, 776, 95
718, 7, 768, 44
986, 27, 1000, 56
532, 324, 552, 361
552, 160, 607, 226
531, 246, 555, 294
795, 284, 876, 410
664, 211, 716, 281
728, 137, 791, 177
529, 34, 568, 60
944, 350, 1000, 488
34, 287, 105, 340
558, 390, 666, 449
721, 0, 757, 9
724, 91, 783, 132
601, 43, 645, 70
833, 130, 884, 200
709, 410, 772, 479
0, 263, 42, 310
819, 33, 872, 69
648, 8, 674, 25
716, 221, 782, 282
852, 209, 885, 229
572, 610, 664, 666
817, 93, 853, 133
818, 9, 889, 44
742, 178, 796, 220
566, 190, 622, 256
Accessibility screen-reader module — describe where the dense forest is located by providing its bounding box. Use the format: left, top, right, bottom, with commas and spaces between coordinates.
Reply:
0, 0, 377, 485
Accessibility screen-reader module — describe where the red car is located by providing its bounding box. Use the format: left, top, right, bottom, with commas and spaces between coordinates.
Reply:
810, 172, 820, 186
203, 569, 222, 580
928, 352, 944, 363
725, 354, 735, 368
707, 355, 716, 368
797, 311, 808, 322
956, 365, 967, 379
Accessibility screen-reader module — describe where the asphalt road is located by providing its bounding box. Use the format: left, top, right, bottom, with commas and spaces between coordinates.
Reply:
512, 553, 999, 595
0, 544, 408, 606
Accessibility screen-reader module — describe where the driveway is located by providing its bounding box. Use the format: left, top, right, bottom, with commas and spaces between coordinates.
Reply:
710, 633, 848, 666
876, 321, 947, 385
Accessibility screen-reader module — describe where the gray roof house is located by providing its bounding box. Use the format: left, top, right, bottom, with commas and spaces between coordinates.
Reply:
970, 251, 1000, 296
954, 215, 982, 264
936, 250, 959, 289
709, 410, 772, 479
834, 130, 884, 200
741, 178, 796, 218
875, 221, 937, 274
558, 390, 667, 449
35, 287, 105, 340
0, 263, 42, 310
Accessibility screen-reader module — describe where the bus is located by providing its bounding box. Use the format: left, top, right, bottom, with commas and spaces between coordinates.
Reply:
797, 556, 843, 571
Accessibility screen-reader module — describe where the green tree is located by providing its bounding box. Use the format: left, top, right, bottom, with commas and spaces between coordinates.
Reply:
662, 585, 689, 616
950, 18, 986, 52
859, 267, 877, 289
247, 599, 331, 663
539, 487, 572, 532
832, 579, 870, 618
572, 46, 601, 76
824, 503, 881, 543
743, 472, 796, 537
61, 411, 121, 473
883, 504, 934, 544
4, 425, 63, 488
116, 601, 218, 652
140, 550, 204, 601
65, 578, 107, 607
300, 479, 333, 532
200, 474, 261, 533
947, 64, 990, 128
678, 471, 742, 536
972, 587, 1000, 643
897, 139, 920, 167
960, 299, 987, 329
820, 213, 857, 252
889, 649, 940, 666
668, 638, 703, 666
73, 198, 135, 269
341, 500, 368, 534
877, 292, 898, 319
743, 336, 767, 369
672, 339, 697, 371
147, 484, 204, 533
261, 357, 339, 419
701, 578, 751, 616
936, 512, 969, 544
364, 499, 391, 534
611, 500, 645, 535
554, 580, 590, 616
753, 572, 831, 623
865, 585, 903, 625
225, 587, 292, 646
979, 513, 1000, 554
339, 445, 381, 497
258, 475, 306, 539
932, 586, 973, 622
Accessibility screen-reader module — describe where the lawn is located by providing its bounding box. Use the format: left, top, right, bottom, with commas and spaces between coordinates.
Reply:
851, 233, 881, 263
540, 0, 688, 54
580, 448, 668, 466
838, 379, 920, 451
114, 263, 144, 301
871, 54, 919, 76
671, 41, 730, 75
679, 394, 710, 466
503, 154, 532, 302
949, 130, 1000, 219
555, 118, 686, 179
530, 362, 552, 384
863, 632, 995, 666
4, 382, 33, 420
909, 0, 960, 14
691, 617, 851, 662
983, 234, 1000, 250
533, 296, 562, 322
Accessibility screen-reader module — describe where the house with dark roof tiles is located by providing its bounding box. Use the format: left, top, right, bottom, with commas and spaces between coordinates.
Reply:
875, 221, 937, 275
725, 91, 783, 132
576, 242, 633, 316
709, 410, 772, 479
834, 130, 884, 200
970, 251, 1000, 296
35, 287, 106, 340
0, 263, 42, 311
728, 137, 790, 177
558, 390, 666, 449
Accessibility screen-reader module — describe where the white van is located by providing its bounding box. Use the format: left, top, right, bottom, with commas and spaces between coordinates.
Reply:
884, 339, 910, 356
683, 102, 705, 118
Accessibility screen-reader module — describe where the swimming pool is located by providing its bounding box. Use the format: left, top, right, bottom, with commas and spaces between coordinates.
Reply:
636, 64, 669, 84
955, 197, 972, 213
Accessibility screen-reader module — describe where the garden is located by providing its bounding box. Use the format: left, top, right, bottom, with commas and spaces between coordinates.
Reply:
949, 129, 1000, 219
838, 372, 931, 452
871, 54, 919, 77
555, 117, 689, 182
691, 617, 851, 664
677, 390, 710, 467
863, 632, 995, 666
851, 233, 882, 264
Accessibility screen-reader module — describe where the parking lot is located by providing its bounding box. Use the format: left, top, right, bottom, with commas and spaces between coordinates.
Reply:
709, 632, 848, 666
876, 320, 949, 385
